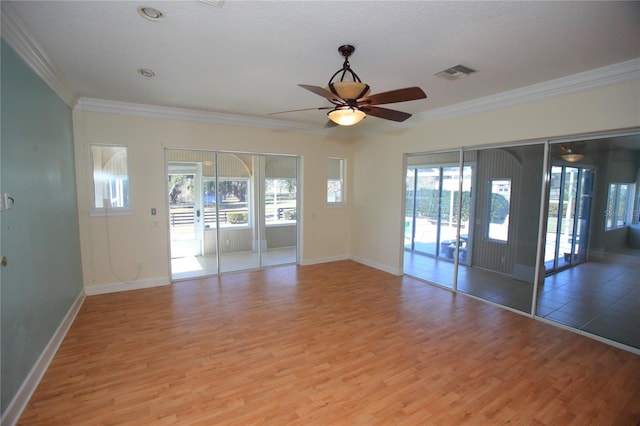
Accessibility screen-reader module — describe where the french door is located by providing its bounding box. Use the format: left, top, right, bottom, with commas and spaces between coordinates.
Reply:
545, 165, 594, 273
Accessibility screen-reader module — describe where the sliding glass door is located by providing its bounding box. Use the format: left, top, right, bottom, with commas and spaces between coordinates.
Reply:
168, 150, 298, 280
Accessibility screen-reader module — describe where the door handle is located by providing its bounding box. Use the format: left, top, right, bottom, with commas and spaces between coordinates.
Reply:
196, 210, 201, 218
1, 256, 7, 267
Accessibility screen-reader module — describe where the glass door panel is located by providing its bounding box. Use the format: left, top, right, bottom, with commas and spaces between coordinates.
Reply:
414, 167, 439, 257
405, 169, 416, 251
537, 134, 639, 350
438, 166, 463, 261
263, 155, 298, 266
457, 145, 544, 314
458, 165, 473, 266
403, 153, 463, 290
168, 164, 202, 258
217, 153, 259, 273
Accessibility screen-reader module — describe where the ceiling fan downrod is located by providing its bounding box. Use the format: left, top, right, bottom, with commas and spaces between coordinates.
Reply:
327, 44, 369, 101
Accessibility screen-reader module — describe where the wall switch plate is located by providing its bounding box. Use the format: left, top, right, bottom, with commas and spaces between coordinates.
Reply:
1, 193, 14, 211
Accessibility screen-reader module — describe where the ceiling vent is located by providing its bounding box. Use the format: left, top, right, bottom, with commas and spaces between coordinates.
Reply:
198, 0, 225, 6
435, 64, 477, 80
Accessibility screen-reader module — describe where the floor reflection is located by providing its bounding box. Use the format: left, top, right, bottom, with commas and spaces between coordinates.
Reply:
404, 250, 639, 349
171, 247, 297, 280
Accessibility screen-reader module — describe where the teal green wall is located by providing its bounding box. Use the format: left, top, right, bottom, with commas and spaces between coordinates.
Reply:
1, 39, 83, 414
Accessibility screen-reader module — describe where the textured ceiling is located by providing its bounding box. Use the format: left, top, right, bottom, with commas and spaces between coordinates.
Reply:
3, 1, 640, 133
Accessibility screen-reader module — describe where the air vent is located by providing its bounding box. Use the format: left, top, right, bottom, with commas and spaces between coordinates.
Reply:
435, 64, 477, 80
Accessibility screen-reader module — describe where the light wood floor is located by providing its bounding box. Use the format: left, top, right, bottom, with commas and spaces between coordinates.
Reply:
19, 261, 640, 425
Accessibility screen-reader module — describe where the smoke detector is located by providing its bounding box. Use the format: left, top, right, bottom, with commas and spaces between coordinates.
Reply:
435, 64, 477, 80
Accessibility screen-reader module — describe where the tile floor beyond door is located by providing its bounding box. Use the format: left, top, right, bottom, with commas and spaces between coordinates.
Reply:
404, 251, 639, 349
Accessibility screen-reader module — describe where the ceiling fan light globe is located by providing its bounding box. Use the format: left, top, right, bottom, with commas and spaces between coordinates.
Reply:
328, 108, 366, 126
329, 82, 370, 100
561, 153, 584, 162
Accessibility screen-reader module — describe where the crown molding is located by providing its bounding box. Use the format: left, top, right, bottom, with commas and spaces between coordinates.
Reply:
74, 97, 335, 136
356, 58, 640, 137
1, 2, 76, 107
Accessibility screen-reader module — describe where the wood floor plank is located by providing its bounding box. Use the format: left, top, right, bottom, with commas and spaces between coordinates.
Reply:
18, 260, 640, 425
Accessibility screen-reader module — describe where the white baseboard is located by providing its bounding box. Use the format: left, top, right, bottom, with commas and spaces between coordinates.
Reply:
84, 276, 171, 296
299, 255, 349, 266
1, 289, 85, 426
300, 255, 402, 276
350, 256, 403, 276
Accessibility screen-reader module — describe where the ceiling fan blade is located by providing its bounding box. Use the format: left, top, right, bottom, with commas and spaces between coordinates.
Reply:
268, 106, 333, 115
359, 87, 426, 106
362, 106, 412, 122
299, 84, 345, 103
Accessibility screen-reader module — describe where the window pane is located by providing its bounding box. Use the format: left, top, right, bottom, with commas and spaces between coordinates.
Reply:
487, 179, 511, 241
91, 145, 129, 209
203, 178, 216, 228
218, 178, 249, 227
606, 183, 633, 230
328, 158, 345, 203
266, 178, 297, 224
606, 184, 616, 229
616, 184, 629, 227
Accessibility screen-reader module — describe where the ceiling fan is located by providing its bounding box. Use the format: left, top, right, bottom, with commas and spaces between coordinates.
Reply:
270, 44, 427, 127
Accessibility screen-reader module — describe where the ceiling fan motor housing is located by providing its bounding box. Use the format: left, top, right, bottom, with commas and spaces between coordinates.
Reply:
329, 82, 370, 101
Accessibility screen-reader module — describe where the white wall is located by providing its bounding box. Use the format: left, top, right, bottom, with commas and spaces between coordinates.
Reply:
351, 80, 640, 274
73, 110, 353, 290
73, 80, 640, 288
